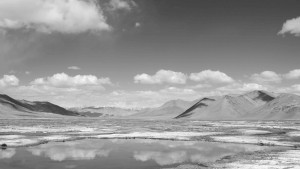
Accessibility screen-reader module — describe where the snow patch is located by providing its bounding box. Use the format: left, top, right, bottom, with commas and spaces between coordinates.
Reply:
38, 135, 72, 142
288, 131, 300, 137
0, 138, 39, 147
0, 135, 24, 139
218, 150, 300, 169
237, 129, 272, 135
0, 126, 97, 133
94, 132, 220, 140
212, 136, 293, 147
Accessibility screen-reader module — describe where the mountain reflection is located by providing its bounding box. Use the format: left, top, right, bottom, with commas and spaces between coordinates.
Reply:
133, 141, 262, 166
27, 141, 111, 161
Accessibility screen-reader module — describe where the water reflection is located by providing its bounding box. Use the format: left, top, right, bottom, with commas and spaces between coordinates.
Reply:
132, 140, 263, 165
134, 151, 188, 165
0, 149, 15, 159
0, 139, 266, 169
27, 141, 111, 161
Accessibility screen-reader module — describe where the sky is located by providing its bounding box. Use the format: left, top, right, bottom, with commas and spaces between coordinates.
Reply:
0, 0, 300, 108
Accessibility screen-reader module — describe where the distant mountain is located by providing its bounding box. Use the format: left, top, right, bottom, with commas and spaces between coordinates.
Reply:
175, 90, 300, 120
1, 90, 299, 120
0, 94, 79, 118
249, 93, 300, 120
70, 107, 140, 117
133, 99, 198, 119
175, 94, 261, 120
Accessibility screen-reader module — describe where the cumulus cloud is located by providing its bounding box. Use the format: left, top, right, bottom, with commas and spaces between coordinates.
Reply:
0, 75, 19, 87
189, 70, 234, 83
250, 71, 282, 84
134, 70, 187, 84
292, 84, 300, 92
278, 16, 300, 36
30, 73, 111, 88
0, 0, 110, 34
241, 83, 268, 91
275, 84, 300, 94
284, 69, 300, 79
218, 83, 268, 93
108, 0, 136, 11
160, 87, 196, 95
0, 73, 112, 107
188, 84, 212, 89
68, 66, 81, 70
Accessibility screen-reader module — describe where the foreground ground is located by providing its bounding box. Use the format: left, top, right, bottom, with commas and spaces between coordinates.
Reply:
0, 119, 300, 168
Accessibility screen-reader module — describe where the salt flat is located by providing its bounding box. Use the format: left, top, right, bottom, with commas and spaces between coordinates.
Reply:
0, 119, 299, 168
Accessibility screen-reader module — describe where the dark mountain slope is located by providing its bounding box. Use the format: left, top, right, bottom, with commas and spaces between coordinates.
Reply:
249, 93, 300, 120
0, 94, 79, 117
175, 97, 215, 118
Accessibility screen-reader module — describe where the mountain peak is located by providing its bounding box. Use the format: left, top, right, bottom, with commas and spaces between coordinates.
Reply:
241, 90, 275, 103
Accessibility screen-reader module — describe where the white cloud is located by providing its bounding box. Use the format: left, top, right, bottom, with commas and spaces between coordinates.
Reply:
0, 0, 110, 34
68, 66, 81, 70
275, 84, 300, 95
250, 71, 282, 83
292, 84, 300, 92
108, 0, 136, 11
284, 69, 300, 79
188, 84, 212, 89
218, 83, 267, 93
241, 83, 267, 91
134, 70, 187, 84
160, 87, 196, 95
278, 16, 300, 36
0, 73, 112, 107
0, 75, 19, 87
189, 70, 234, 83
30, 73, 111, 88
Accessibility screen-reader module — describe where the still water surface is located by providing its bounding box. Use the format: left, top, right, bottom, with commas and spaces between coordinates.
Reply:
0, 139, 264, 169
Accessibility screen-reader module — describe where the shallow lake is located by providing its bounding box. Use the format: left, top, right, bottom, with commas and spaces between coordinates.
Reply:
0, 139, 266, 169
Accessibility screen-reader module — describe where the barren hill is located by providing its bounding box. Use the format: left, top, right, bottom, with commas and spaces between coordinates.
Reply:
0, 94, 79, 118
175, 90, 300, 120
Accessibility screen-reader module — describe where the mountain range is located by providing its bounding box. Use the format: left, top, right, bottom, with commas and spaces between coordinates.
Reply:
173, 90, 300, 120
0, 94, 79, 118
69, 107, 139, 117
132, 90, 300, 120
0, 90, 300, 120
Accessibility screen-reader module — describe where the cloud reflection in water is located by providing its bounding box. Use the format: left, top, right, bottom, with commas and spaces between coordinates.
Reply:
27, 141, 111, 161
0, 149, 15, 159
